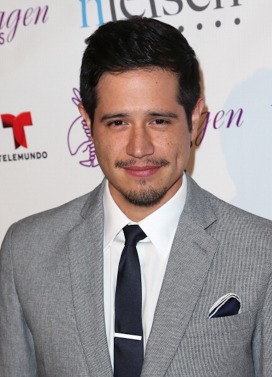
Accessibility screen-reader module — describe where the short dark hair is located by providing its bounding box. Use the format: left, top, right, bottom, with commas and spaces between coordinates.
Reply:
80, 17, 200, 131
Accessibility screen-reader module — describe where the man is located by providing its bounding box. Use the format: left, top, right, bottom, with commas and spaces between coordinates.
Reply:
0, 17, 271, 377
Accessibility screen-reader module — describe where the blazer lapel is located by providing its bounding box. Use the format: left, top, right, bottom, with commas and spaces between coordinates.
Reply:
67, 182, 113, 377
141, 175, 219, 377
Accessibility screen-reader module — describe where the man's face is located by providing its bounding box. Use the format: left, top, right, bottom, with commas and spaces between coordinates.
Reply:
80, 68, 203, 219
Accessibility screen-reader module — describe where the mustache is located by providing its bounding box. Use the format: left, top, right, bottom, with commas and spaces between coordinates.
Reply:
115, 159, 169, 168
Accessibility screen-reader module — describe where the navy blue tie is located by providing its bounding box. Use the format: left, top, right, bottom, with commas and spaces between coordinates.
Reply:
114, 225, 146, 377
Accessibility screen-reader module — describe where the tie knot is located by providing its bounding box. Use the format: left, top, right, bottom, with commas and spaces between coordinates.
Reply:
123, 225, 146, 246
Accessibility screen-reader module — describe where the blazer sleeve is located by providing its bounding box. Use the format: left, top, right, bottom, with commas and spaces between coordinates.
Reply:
0, 225, 37, 377
253, 271, 272, 376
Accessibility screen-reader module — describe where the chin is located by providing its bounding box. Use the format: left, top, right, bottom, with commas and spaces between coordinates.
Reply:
122, 186, 168, 207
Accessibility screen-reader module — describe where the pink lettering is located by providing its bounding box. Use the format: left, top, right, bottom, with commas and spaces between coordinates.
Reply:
194, 107, 245, 146
0, 5, 49, 45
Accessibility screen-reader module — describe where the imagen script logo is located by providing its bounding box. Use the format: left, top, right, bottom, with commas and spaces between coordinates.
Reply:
195, 107, 244, 146
0, 5, 49, 46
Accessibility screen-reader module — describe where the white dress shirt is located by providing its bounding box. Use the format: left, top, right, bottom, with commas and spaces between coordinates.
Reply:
103, 174, 187, 367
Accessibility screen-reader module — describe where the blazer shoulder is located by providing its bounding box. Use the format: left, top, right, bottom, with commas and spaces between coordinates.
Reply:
200, 187, 272, 249
2, 182, 104, 247
209, 189, 271, 226
186, 175, 272, 241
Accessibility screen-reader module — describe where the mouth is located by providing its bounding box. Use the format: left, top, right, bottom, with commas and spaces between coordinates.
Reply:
115, 159, 169, 178
123, 165, 161, 177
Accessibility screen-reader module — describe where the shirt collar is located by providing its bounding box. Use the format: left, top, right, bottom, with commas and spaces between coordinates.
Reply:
103, 182, 129, 247
103, 174, 187, 256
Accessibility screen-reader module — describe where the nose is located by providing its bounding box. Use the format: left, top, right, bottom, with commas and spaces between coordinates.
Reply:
126, 125, 155, 158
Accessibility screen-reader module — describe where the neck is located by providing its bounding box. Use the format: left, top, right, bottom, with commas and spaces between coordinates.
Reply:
118, 202, 161, 222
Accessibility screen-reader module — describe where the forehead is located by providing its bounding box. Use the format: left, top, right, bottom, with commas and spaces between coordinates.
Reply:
95, 68, 180, 108
97, 67, 178, 87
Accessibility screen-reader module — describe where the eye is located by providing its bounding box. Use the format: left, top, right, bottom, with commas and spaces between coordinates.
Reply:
151, 119, 170, 126
108, 120, 126, 127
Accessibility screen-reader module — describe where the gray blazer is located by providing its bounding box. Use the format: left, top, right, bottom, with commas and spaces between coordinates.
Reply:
1, 175, 272, 377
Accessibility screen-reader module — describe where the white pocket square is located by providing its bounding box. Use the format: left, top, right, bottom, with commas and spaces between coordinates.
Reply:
209, 293, 241, 318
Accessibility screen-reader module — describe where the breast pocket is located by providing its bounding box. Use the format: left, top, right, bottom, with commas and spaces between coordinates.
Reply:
187, 311, 252, 336
172, 312, 255, 377
183, 311, 253, 349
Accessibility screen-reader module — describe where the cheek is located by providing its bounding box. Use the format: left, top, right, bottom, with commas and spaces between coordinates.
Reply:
171, 138, 191, 164
160, 135, 188, 154
93, 132, 113, 152
93, 138, 124, 165
92, 139, 108, 165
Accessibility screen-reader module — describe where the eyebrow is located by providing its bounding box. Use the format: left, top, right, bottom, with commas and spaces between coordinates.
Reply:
100, 113, 128, 122
148, 112, 178, 119
99, 111, 179, 122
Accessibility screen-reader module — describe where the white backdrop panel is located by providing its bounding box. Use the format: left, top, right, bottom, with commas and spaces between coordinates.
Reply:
0, 0, 271, 243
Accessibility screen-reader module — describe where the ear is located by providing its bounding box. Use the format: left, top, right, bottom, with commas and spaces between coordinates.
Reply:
190, 97, 204, 142
78, 103, 92, 131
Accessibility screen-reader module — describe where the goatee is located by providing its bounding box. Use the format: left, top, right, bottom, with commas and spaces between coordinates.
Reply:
122, 186, 169, 207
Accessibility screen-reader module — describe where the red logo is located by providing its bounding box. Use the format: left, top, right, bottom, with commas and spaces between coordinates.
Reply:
1, 112, 33, 149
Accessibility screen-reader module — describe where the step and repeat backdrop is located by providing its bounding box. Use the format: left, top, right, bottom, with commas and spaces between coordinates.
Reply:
1, 1, 272, 243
